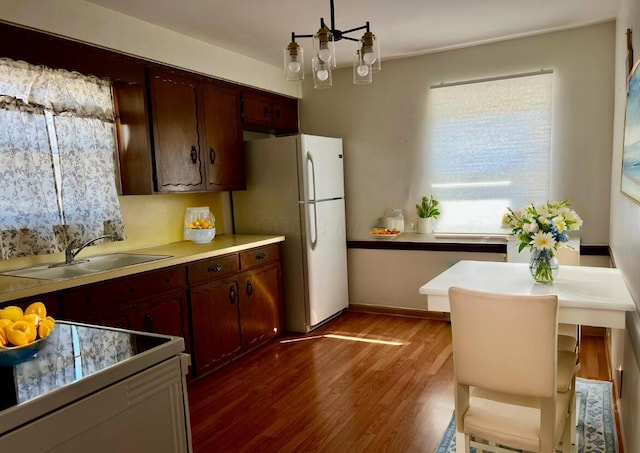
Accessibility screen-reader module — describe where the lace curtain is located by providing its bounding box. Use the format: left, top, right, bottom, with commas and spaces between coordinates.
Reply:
0, 58, 125, 259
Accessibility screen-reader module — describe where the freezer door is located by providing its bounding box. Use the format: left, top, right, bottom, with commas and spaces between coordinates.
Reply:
299, 135, 344, 201
303, 198, 349, 328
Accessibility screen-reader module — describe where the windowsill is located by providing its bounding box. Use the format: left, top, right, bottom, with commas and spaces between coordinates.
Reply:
346, 233, 608, 256
347, 232, 508, 253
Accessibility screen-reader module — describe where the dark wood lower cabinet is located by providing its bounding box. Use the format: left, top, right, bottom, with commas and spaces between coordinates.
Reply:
240, 265, 280, 349
3, 244, 283, 381
190, 279, 242, 376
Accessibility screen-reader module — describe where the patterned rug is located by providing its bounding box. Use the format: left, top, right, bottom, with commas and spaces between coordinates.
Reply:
434, 378, 618, 453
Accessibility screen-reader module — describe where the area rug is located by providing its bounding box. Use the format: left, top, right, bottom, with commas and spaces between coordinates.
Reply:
434, 378, 618, 453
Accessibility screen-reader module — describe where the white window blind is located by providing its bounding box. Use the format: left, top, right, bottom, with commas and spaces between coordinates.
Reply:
428, 71, 553, 234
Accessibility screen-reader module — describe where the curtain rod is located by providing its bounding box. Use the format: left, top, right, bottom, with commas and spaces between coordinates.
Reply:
430, 69, 553, 89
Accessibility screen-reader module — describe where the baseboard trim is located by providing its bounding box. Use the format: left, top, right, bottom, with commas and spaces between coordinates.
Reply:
348, 304, 450, 322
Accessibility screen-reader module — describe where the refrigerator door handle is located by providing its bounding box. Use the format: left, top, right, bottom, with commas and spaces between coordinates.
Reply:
309, 201, 318, 250
306, 151, 317, 202
306, 151, 319, 250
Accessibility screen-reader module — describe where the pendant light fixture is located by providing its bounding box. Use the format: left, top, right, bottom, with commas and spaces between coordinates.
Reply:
284, 0, 381, 88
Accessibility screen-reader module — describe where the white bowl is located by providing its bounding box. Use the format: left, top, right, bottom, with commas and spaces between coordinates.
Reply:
186, 227, 216, 244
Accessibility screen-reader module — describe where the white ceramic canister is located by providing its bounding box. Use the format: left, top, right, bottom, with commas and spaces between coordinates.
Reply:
383, 208, 404, 232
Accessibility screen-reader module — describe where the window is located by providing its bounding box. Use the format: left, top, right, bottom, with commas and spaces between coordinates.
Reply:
428, 71, 553, 234
0, 58, 125, 260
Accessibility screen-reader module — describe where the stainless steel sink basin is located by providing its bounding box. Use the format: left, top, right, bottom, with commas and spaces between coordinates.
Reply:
1, 253, 172, 280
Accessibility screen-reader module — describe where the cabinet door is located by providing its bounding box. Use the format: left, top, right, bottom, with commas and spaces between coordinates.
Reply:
272, 96, 298, 134
113, 80, 153, 195
190, 279, 242, 376
135, 292, 185, 338
149, 70, 204, 192
200, 82, 245, 190
239, 265, 281, 350
242, 92, 272, 128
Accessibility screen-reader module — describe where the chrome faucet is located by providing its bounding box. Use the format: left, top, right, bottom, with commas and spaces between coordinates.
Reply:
64, 235, 114, 265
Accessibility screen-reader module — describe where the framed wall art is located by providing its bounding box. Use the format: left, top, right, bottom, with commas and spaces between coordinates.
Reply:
622, 58, 640, 204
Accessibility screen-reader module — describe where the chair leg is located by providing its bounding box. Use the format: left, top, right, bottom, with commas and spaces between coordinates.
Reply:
561, 414, 572, 453
456, 431, 471, 453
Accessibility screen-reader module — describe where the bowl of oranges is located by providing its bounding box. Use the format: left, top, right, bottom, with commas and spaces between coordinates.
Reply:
0, 302, 55, 367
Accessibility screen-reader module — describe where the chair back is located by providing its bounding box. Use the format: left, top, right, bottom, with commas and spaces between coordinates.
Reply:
449, 287, 558, 398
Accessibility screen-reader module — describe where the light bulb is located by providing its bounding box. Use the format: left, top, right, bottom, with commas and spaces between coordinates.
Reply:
363, 50, 376, 65
357, 64, 370, 77
316, 68, 329, 81
319, 47, 332, 62
288, 61, 301, 74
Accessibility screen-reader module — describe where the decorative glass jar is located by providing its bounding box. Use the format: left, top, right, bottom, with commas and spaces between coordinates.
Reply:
184, 207, 216, 244
528, 249, 559, 284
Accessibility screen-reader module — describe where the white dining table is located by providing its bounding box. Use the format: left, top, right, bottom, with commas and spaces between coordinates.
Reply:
419, 260, 636, 329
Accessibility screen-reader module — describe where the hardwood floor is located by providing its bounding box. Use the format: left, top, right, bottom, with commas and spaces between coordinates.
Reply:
188, 311, 613, 453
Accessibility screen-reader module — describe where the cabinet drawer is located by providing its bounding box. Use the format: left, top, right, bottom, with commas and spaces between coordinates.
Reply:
187, 254, 239, 284
240, 245, 280, 270
63, 267, 186, 317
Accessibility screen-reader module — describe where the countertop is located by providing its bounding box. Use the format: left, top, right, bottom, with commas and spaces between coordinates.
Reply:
0, 234, 285, 303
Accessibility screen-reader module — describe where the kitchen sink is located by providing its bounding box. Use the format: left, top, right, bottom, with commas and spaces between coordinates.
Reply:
1, 253, 172, 280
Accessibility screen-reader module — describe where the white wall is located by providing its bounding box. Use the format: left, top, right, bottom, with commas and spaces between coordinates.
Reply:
609, 0, 640, 451
0, 0, 300, 98
300, 23, 615, 245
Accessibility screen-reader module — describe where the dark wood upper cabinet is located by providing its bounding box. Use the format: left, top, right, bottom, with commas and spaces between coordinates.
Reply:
201, 83, 245, 191
113, 81, 154, 195
149, 70, 205, 192
147, 69, 245, 193
0, 21, 294, 194
242, 89, 299, 135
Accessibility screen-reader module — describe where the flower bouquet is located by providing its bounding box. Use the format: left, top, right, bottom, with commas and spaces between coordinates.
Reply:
502, 201, 582, 283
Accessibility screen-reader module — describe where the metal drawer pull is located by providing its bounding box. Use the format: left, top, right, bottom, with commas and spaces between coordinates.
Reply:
255, 252, 266, 260
208, 264, 223, 273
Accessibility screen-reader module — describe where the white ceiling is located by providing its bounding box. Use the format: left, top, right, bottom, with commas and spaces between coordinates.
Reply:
85, 0, 619, 69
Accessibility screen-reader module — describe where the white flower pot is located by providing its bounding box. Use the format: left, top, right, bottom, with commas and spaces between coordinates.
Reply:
417, 217, 433, 234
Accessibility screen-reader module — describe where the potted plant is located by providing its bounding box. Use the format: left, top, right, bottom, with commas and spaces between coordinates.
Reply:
416, 195, 440, 234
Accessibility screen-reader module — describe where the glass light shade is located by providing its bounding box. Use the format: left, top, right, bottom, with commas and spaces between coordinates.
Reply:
312, 57, 332, 89
361, 31, 381, 72
284, 42, 304, 81
353, 49, 372, 84
313, 26, 336, 68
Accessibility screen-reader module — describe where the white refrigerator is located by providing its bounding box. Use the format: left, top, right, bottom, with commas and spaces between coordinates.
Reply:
232, 134, 349, 333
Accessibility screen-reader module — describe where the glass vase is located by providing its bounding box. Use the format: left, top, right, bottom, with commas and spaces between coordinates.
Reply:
529, 249, 559, 284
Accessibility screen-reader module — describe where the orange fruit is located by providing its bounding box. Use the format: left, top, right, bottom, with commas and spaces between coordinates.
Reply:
0, 306, 23, 322
42, 316, 55, 330
25, 301, 47, 319
0, 328, 7, 347
7, 322, 30, 346
0, 318, 13, 331
38, 322, 52, 339
22, 313, 41, 326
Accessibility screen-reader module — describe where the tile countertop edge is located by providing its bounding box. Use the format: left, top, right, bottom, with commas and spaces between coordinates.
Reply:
0, 234, 285, 304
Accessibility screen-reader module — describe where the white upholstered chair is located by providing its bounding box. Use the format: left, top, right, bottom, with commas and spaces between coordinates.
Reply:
449, 287, 578, 453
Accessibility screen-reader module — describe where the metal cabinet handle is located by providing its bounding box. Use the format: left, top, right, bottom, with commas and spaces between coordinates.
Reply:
276, 106, 282, 120
190, 146, 198, 164
229, 285, 236, 303
208, 264, 222, 273
210, 147, 216, 165
263, 104, 270, 119
255, 252, 266, 260
144, 313, 154, 332
247, 280, 253, 297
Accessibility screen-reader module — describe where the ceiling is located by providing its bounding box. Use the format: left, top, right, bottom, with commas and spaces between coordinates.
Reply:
85, 0, 619, 70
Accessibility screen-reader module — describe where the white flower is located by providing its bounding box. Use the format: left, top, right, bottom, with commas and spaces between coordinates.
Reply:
552, 216, 567, 232
530, 231, 556, 251
522, 221, 539, 234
